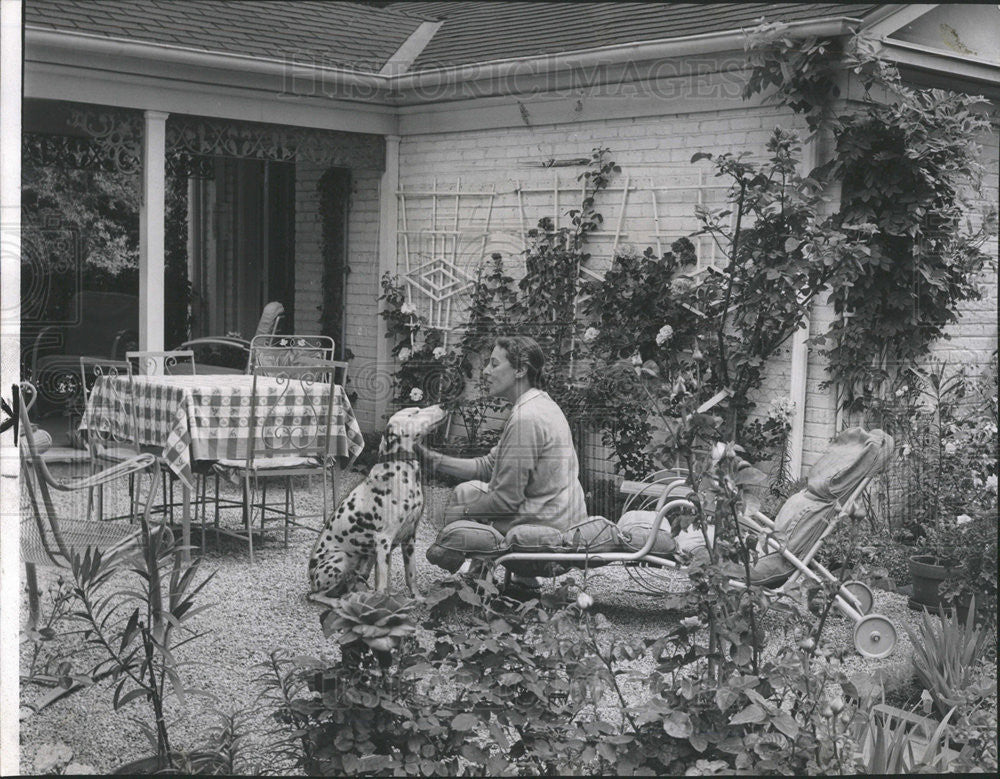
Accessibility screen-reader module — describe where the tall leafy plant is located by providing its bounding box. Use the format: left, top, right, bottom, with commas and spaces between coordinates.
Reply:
67, 520, 214, 770
744, 25, 997, 409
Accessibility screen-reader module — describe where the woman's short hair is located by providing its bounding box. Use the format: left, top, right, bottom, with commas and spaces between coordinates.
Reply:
495, 336, 546, 388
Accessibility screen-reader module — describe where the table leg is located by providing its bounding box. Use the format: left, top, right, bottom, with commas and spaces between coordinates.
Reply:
182, 483, 192, 564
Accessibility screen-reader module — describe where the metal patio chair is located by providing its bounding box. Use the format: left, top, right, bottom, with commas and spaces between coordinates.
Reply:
210, 361, 342, 563
180, 301, 285, 374
248, 334, 338, 374
125, 349, 197, 376
78, 357, 140, 521
18, 381, 162, 630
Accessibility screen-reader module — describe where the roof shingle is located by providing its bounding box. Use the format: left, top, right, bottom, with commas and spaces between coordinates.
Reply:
26, 0, 424, 72
386, 2, 880, 69
26, 1, 882, 73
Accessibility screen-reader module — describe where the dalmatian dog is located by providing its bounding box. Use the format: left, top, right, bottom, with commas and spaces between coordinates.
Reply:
308, 404, 447, 603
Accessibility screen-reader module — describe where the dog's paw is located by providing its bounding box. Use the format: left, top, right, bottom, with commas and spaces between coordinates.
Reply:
307, 592, 340, 608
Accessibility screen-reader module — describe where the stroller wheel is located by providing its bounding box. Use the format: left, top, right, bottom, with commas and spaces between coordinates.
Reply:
842, 580, 874, 616
854, 614, 897, 658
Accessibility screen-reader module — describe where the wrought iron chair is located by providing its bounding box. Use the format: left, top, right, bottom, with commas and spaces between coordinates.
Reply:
248, 334, 338, 374
18, 381, 162, 630
124, 349, 214, 534
180, 301, 285, 374
78, 357, 140, 520
210, 361, 342, 563
125, 349, 197, 376
27, 291, 138, 417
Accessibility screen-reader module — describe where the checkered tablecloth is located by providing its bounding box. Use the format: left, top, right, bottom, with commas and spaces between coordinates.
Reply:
79, 374, 365, 489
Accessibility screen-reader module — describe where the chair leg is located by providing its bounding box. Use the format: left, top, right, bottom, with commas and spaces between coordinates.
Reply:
261, 480, 268, 533
25, 563, 40, 632
197, 476, 207, 558
213, 472, 221, 550
243, 475, 254, 564
283, 478, 291, 548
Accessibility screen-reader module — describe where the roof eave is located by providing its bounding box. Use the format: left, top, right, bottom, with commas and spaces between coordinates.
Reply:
25, 26, 390, 92
391, 16, 865, 92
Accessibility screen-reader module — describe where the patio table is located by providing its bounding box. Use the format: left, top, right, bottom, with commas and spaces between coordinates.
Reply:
79, 373, 365, 561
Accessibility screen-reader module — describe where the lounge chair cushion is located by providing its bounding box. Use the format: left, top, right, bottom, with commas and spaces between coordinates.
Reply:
560, 516, 620, 553
806, 427, 893, 500
426, 515, 621, 573
255, 302, 285, 338
617, 510, 677, 555
504, 523, 563, 552
425, 520, 507, 572
746, 427, 894, 586
30, 426, 53, 456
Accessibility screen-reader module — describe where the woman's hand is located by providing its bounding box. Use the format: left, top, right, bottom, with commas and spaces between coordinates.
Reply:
414, 442, 439, 470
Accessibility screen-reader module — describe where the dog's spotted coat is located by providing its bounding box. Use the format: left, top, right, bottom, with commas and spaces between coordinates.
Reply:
308, 405, 447, 599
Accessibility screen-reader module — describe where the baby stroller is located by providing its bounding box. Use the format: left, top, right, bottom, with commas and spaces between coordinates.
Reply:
427, 427, 898, 658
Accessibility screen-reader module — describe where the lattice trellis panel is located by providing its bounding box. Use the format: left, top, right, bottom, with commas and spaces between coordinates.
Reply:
395, 167, 735, 342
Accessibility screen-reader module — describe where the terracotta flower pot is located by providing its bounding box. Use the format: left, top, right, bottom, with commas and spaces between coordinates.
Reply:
907, 554, 962, 614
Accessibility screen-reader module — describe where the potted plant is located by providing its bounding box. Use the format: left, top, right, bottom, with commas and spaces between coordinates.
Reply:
902, 361, 998, 621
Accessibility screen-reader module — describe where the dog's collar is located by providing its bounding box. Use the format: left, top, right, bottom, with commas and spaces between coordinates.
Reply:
377, 451, 419, 465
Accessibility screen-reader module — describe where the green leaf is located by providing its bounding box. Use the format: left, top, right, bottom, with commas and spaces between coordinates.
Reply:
715, 687, 739, 711
663, 710, 694, 738
771, 710, 799, 739
729, 703, 767, 725
450, 713, 480, 731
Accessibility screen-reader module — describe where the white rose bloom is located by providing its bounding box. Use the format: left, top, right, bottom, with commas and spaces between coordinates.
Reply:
955, 514, 973, 526
944, 441, 957, 455
655, 324, 674, 346
583, 327, 600, 343
398, 347, 411, 362
400, 302, 417, 316
986, 474, 998, 493
409, 387, 424, 402
630, 353, 643, 366
433, 346, 447, 359
767, 397, 795, 423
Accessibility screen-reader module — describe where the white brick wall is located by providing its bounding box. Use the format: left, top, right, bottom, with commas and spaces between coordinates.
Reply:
394, 92, 998, 472
295, 163, 383, 432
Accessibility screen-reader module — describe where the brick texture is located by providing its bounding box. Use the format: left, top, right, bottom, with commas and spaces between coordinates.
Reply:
394, 89, 998, 474
295, 162, 383, 432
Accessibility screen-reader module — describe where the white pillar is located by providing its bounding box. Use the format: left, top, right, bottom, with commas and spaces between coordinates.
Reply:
139, 110, 169, 360
375, 135, 400, 427
0, 3, 23, 771
788, 320, 810, 479
788, 132, 823, 479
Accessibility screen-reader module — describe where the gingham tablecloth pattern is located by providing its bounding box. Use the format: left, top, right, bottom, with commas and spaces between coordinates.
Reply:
80, 374, 365, 489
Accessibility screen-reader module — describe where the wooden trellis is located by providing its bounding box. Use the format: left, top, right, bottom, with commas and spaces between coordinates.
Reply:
395, 169, 735, 344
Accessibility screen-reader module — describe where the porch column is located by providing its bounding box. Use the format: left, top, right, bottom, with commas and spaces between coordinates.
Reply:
139, 110, 169, 359
0, 2, 22, 772
787, 133, 823, 479
375, 135, 400, 426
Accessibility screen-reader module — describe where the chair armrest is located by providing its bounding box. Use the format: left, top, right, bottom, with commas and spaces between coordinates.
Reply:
43, 453, 159, 492
111, 329, 139, 360
180, 336, 251, 350
29, 326, 60, 378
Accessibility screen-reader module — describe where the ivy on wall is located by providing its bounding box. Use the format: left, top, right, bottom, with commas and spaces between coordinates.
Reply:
744, 25, 997, 409
318, 168, 353, 361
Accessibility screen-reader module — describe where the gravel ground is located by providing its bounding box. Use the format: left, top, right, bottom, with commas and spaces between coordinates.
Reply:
20, 465, 929, 774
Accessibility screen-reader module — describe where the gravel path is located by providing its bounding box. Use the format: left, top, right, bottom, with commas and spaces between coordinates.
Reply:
20, 466, 927, 774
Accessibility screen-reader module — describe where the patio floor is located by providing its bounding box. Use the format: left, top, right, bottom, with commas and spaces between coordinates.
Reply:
19, 463, 925, 774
